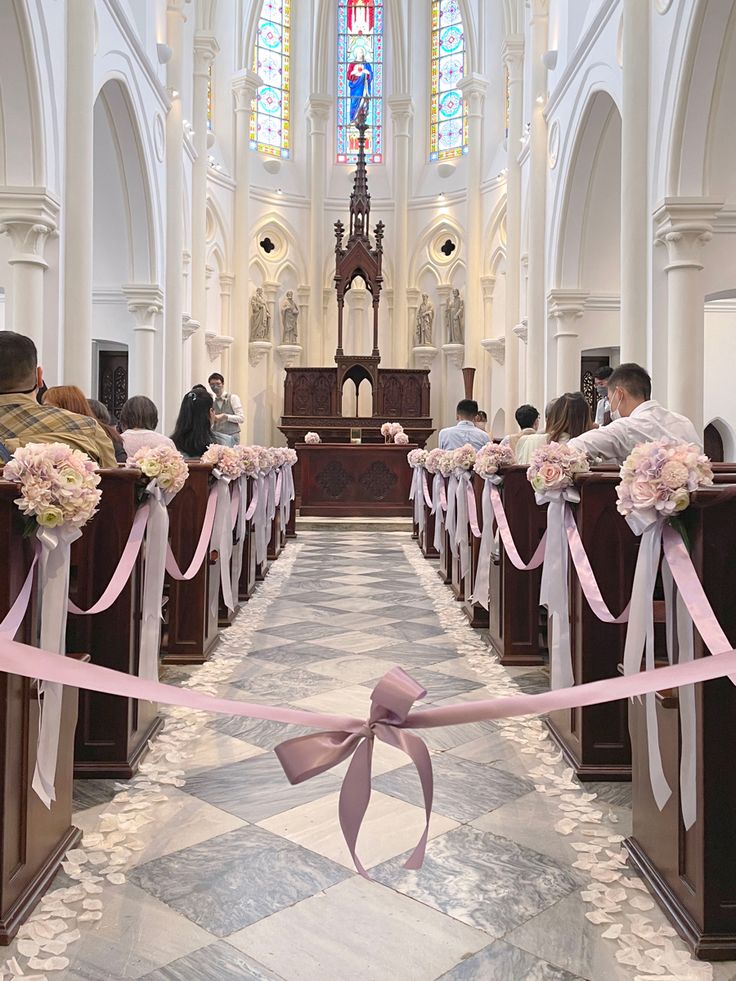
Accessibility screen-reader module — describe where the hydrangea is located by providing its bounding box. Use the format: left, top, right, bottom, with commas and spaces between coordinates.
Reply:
527, 442, 590, 494
473, 442, 516, 479
127, 445, 189, 495
451, 443, 477, 476
304, 432, 321, 445
424, 448, 447, 475
407, 449, 429, 468
201, 444, 245, 480
616, 440, 713, 518
394, 432, 410, 445
3, 442, 102, 529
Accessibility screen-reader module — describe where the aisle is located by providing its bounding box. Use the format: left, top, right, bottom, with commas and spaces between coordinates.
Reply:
5, 532, 725, 980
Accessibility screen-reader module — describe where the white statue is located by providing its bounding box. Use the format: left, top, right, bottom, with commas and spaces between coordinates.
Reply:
415, 293, 435, 347
280, 290, 300, 345
249, 287, 272, 341
445, 288, 465, 344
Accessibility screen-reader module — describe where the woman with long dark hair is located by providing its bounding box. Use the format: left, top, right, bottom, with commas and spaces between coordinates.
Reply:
170, 389, 234, 459
516, 393, 593, 465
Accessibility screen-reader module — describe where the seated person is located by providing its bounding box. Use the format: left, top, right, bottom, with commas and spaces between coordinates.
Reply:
171, 389, 235, 460
474, 410, 488, 432
119, 396, 177, 457
516, 393, 593, 465
567, 363, 701, 464
438, 399, 492, 452
502, 403, 540, 454
0, 332, 117, 467
86, 398, 127, 463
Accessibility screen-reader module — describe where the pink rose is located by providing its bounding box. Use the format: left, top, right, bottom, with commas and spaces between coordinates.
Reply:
537, 461, 564, 488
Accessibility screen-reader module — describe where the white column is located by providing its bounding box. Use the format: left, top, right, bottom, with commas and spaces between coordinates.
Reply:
388, 96, 413, 368
306, 95, 332, 365
457, 75, 487, 376
219, 273, 234, 381
0, 194, 57, 349
122, 285, 164, 400
480, 275, 496, 414
503, 37, 524, 427
548, 289, 588, 396
190, 33, 220, 385
232, 71, 261, 442
655, 201, 721, 433
62, 0, 95, 390
525, 1, 549, 410
163, 1, 187, 428
620, 0, 649, 364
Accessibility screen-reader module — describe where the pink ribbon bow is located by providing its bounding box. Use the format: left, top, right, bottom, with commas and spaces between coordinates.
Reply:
275, 666, 433, 878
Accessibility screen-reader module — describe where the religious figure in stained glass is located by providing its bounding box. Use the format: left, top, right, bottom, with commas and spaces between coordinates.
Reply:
250, 0, 291, 158
337, 0, 383, 164
430, 0, 468, 161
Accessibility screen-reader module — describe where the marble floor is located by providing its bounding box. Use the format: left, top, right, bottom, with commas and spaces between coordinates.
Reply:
5, 531, 736, 980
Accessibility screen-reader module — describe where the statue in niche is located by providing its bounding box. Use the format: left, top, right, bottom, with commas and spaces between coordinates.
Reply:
249, 287, 271, 341
415, 293, 435, 346
280, 290, 300, 345
445, 288, 465, 344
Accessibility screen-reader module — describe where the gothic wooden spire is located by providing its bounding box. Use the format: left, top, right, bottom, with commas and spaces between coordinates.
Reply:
348, 110, 371, 245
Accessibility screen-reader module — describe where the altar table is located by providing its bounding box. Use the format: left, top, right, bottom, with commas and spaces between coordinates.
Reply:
297, 443, 415, 518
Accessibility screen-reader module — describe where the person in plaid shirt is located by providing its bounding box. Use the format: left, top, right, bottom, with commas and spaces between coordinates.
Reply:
0, 332, 117, 468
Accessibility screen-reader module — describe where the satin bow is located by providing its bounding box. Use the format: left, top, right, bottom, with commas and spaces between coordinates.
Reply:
275, 667, 433, 877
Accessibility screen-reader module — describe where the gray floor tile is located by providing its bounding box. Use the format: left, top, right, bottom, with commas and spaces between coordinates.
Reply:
139, 940, 284, 980
436, 940, 584, 980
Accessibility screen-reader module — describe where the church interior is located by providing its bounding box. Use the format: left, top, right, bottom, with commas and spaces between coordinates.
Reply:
1, 0, 736, 978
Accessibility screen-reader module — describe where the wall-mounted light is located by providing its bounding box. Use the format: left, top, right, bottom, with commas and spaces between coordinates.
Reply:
170, 89, 180, 99
542, 49, 558, 71
438, 192, 445, 200
535, 94, 545, 105
157, 43, 173, 64
276, 188, 283, 195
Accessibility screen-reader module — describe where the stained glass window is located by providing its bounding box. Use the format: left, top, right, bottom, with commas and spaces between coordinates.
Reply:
430, 0, 467, 161
250, 0, 291, 158
337, 0, 383, 164
207, 64, 213, 131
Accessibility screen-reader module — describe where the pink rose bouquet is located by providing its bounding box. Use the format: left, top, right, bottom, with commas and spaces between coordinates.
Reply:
425, 448, 447, 475
127, 445, 189, 495
451, 443, 477, 477
438, 450, 455, 478
251, 445, 273, 473
381, 422, 404, 442
616, 439, 713, 520
407, 448, 429, 468
202, 444, 244, 480
473, 442, 516, 480
304, 432, 321, 445
234, 445, 260, 477
527, 442, 589, 495
394, 432, 409, 445
283, 447, 298, 466
3, 442, 102, 530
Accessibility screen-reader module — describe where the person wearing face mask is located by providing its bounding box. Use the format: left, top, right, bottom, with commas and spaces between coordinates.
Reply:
593, 365, 613, 426
566, 363, 701, 465
208, 372, 244, 445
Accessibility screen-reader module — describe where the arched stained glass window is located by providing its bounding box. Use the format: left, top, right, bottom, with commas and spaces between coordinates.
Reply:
430, 0, 467, 161
337, 0, 383, 164
250, 0, 291, 158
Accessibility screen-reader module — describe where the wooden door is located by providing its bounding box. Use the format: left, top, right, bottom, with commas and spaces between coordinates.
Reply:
98, 351, 128, 420
580, 356, 610, 420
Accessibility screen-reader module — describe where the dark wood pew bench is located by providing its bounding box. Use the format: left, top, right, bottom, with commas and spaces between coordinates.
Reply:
419, 470, 439, 558
238, 478, 257, 602
461, 473, 489, 627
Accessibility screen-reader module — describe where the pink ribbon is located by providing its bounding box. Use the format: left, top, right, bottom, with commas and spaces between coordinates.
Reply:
489, 485, 546, 570
67, 504, 150, 615
564, 507, 629, 624
0, 547, 39, 638
466, 485, 482, 539
244, 481, 259, 521
439, 484, 447, 512
165, 487, 218, 581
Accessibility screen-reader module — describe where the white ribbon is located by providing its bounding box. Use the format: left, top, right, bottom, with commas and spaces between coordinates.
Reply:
410, 467, 425, 536
266, 470, 277, 523
32, 524, 82, 807
446, 475, 459, 558
471, 476, 502, 610
254, 474, 269, 565
211, 474, 235, 613
231, 474, 249, 598
453, 472, 472, 577
538, 489, 578, 691
139, 483, 172, 682
432, 473, 445, 554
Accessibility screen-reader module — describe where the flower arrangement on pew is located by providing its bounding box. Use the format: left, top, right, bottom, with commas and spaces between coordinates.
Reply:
235, 444, 260, 477
381, 421, 404, 443
304, 432, 321, 444
437, 449, 455, 478
451, 443, 477, 478
473, 442, 515, 481
407, 448, 429, 468
3, 442, 101, 530
424, 447, 446, 475
616, 439, 713, 527
526, 442, 589, 500
201, 444, 246, 480
127, 445, 189, 498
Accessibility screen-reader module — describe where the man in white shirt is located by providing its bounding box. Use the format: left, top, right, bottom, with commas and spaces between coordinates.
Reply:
438, 399, 492, 451
594, 365, 613, 427
567, 363, 701, 464
208, 372, 245, 444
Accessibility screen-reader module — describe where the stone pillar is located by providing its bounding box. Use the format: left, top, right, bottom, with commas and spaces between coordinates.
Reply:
620, 0, 649, 364
163, 1, 187, 428
306, 95, 332, 365
63, 0, 95, 390
481, 275, 496, 415
122, 285, 164, 399
654, 201, 721, 433
218, 274, 234, 381
503, 37, 524, 426
525, 2, 549, 410
548, 289, 588, 396
232, 70, 261, 442
388, 96, 413, 368
190, 33, 220, 385
457, 75, 487, 375
0, 192, 58, 349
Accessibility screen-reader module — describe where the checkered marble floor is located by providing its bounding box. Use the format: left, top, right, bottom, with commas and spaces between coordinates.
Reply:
12, 532, 735, 980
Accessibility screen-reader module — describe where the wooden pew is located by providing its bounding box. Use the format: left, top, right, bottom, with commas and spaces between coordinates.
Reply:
461, 474, 489, 627
0, 483, 81, 943
437, 476, 452, 585
488, 465, 548, 665
161, 463, 220, 664
545, 471, 634, 780
238, 478, 257, 602
626, 483, 736, 959
418, 469, 439, 558
67, 469, 161, 778
268, 505, 283, 562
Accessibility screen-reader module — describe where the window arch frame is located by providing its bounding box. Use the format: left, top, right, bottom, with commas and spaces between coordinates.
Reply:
250, 0, 292, 159
336, 0, 384, 165
429, 0, 468, 162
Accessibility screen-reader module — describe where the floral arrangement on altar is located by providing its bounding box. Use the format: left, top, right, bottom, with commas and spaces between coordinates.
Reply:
473, 442, 516, 480
202, 444, 245, 480
407, 448, 429, 468
304, 432, 321, 445
451, 443, 477, 477
3, 442, 102, 530
424, 448, 447, 475
394, 432, 409, 445
381, 422, 404, 443
127, 444, 189, 495
616, 439, 713, 520
527, 442, 589, 495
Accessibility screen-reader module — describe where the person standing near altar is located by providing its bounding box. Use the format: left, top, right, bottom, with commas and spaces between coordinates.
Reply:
439, 399, 491, 451
208, 372, 244, 445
